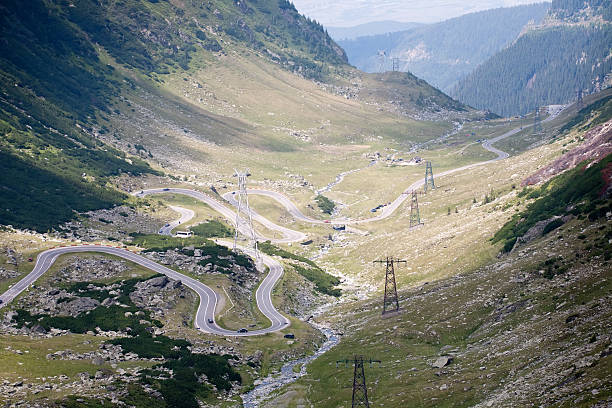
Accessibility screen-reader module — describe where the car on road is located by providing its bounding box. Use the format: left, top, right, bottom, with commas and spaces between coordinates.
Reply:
237, 328, 248, 333
164, 223, 170, 227
163, 188, 170, 191
207, 318, 213, 324
324, 220, 330, 223
0, 299, 3, 305
371, 209, 377, 212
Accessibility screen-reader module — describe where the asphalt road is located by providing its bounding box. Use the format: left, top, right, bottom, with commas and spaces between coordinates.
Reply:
0, 245, 289, 336
159, 205, 195, 235
0, 112, 562, 337
136, 188, 306, 243
224, 107, 564, 226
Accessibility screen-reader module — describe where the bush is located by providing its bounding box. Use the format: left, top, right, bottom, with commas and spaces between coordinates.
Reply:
315, 195, 335, 214
190, 220, 233, 238
129, 233, 213, 252
258, 241, 318, 267
292, 264, 341, 297
492, 154, 612, 249
542, 218, 564, 235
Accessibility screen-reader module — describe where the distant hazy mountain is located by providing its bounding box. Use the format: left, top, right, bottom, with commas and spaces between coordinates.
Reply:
338, 3, 550, 92
451, 0, 612, 116
326, 21, 423, 41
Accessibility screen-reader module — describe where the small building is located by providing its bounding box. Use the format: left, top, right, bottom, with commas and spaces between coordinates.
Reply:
175, 230, 193, 238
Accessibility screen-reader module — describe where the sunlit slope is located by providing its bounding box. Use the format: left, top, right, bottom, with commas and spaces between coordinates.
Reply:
0, 0, 472, 231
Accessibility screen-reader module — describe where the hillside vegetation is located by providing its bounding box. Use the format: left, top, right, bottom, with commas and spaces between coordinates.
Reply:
0, 0, 473, 232
338, 4, 549, 92
451, 25, 612, 116
262, 95, 612, 408
451, 0, 612, 116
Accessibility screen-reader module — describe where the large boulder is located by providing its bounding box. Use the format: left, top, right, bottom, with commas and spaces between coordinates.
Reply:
432, 356, 453, 368
58, 297, 100, 316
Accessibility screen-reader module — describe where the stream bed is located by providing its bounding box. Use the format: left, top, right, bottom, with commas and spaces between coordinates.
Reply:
241, 326, 340, 407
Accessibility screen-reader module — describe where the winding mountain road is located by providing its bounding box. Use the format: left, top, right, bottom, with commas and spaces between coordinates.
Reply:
137, 188, 306, 243
0, 109, 562, 336
224, 108, 562, 226
0, 245, 289, 336
159, 205, 194, 235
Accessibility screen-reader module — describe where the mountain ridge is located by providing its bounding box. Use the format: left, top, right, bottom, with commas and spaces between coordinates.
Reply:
450, 0, 612, 115
337, 3, 550, 92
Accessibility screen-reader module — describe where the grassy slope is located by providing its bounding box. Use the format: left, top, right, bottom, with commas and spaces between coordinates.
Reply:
271, 214, 611, 407
0, 0, 160, 231
258, 91, 612, 407
0, 0, 473, 233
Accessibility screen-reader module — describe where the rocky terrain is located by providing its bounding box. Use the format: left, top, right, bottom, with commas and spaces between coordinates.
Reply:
268, 206, 612, 407
0, 254, 251, 406
55, 204, 170, 243
523, 119, 612, 186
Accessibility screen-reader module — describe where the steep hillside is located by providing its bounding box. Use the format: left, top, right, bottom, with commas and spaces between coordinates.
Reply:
0, 0, 472, 232
338, 4, 550, 92
0, 0, 160, 231
451, 0, 612, 116
261, 91, 612, 408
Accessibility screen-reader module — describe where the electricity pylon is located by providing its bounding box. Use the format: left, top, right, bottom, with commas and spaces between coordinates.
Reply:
374, 257, 406, 314
576, 89, 584, 110
336, 356, 381, 407
392, 57, 399, 72
377, 50, 387, 73
424, 161, 435, 192
233, 169, 258, 259
409, 191, 422, 228
533, 106, 542, 135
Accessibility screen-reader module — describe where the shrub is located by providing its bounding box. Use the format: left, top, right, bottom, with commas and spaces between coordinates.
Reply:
542, 218, 564, 235
190, 220, 233, 238
292, 264, 341, 297
258, 241, 318, 267
492, 154, 612, 249
315, 195, 335, 214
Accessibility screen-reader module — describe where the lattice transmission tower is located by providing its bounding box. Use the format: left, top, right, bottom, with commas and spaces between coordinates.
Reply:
576, 88, 584, 110
533, 106, 542, 135
424, 161, 435, 192
233, 169, 258, 258
410, 191, 422, 228
374, 257, 406, 314
377, 50, 387, 73
392, 57, 400, 72
337, 356, 381, 407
